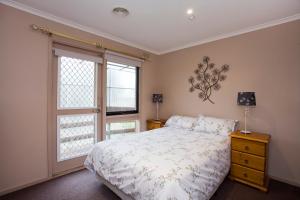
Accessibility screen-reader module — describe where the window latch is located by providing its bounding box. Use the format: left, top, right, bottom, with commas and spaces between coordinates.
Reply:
94, 108, 101, 113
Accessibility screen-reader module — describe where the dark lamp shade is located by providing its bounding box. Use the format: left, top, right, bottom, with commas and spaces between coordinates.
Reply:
152, 94, 163, 103
237, 92, 256, 106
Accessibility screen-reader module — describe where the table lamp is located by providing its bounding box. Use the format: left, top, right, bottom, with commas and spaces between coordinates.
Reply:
237, 92, 256, 134
152, 94, 163, 120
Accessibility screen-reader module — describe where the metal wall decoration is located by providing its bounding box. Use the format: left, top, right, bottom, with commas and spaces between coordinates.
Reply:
188, 56, 229, 104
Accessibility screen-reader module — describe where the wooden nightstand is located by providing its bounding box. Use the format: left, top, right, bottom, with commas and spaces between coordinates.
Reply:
146, 119, 166, 130
229, 130, 270, 192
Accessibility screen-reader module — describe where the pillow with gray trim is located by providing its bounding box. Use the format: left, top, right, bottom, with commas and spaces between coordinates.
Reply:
193, 115, 238, 135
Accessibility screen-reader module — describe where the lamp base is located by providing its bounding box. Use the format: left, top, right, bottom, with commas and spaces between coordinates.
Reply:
240, 130, 252, 134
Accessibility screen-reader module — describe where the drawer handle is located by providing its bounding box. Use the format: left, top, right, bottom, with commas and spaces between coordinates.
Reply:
243, 173, 248, 178
244, 159, 249, 164
244, 146, 250, 151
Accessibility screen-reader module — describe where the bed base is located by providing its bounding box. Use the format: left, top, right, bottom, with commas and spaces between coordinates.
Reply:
95, 171, 230, 200
95, 173, 134, 200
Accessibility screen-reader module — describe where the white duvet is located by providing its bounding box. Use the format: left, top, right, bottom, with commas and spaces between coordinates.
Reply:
85, 127, 230, 200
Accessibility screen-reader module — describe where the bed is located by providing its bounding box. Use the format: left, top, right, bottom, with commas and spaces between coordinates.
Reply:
85, 115, 235, 200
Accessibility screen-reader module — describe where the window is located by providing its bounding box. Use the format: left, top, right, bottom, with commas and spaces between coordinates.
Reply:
52, 45, 103, 167
57, 55, 98, 161
106, 62, 139, 115
106, 120, 139, 140
105, 52, 142, 140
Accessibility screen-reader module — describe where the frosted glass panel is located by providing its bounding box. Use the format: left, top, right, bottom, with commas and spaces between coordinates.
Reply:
58, 56, 96, 109
107, 62, 137, 113
57, 114, 97, 161
106, 120, 139, 140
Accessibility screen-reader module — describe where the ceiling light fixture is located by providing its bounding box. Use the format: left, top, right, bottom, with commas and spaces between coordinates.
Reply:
187, 9, 193, 15
112, 7, 129, 17
186, 8, 195, 21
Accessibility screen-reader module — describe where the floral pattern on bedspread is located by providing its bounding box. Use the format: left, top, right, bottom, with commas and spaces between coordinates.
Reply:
84, 127, 230, 200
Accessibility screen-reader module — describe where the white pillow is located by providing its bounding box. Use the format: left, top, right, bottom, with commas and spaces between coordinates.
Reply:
165, 115, 197, 130
193, 116, 238, 136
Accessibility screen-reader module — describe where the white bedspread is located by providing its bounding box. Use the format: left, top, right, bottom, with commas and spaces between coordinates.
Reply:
84, 127, 230, 200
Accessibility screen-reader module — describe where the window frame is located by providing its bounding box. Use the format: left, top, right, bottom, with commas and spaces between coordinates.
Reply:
50, 41, 104, 175
106, 64, 139, 116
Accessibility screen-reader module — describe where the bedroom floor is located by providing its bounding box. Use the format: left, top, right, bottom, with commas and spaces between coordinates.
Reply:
1, 169, 299, 200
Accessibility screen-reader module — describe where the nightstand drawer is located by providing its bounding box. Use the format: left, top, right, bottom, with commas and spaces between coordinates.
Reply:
232, 138, 266, 156
147, 122, 161, 130
231, 164, 264, 186
232, 150, 265, 171
146, 119, 166, 130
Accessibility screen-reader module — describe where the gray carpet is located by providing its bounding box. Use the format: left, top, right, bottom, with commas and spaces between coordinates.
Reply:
1, 169, 299, 200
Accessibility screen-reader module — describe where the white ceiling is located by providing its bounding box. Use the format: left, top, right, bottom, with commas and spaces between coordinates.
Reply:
3, 0, 300, 54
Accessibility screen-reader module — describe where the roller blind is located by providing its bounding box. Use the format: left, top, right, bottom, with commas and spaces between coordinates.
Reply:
54, 48, 103, 63
105, 50, 143, 67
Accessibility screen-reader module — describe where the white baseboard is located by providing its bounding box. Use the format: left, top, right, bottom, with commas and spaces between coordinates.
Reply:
269, 175, 300, 188
1, 167, 298, 196
0, 166, 85, 196
0, 177, 51, 196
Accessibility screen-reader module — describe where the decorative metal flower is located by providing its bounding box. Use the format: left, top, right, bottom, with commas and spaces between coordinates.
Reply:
188, 56, 230, 104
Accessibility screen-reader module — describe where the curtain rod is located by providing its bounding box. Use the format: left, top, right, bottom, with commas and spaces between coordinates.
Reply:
31, 24, 148, 61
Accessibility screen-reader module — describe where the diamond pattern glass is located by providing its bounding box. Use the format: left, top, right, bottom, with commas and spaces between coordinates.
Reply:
58, 114, 97, 161
58, 56, 96, 109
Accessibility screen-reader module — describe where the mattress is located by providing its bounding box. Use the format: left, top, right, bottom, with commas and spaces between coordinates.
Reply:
85, 127, 230, 200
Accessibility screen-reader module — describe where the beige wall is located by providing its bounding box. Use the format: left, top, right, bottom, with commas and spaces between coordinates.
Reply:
157, 20, 300, 186
0, 4, 159, 194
